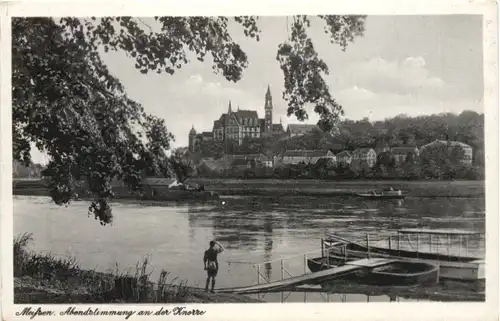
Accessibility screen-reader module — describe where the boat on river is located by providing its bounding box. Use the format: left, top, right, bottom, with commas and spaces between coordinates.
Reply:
356, 189, 406, 200
307, 257, 439, 286
321, 229, 485, 282
141, 189, 220, 201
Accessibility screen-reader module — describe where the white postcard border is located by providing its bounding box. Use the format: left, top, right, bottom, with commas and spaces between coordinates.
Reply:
1, 1, 498, 320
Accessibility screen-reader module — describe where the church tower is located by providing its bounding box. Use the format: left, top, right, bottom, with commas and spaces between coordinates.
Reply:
189, 125, 196, 152
264, 85, 273, 133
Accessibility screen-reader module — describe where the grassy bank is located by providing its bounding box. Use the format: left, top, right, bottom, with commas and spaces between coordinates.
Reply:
188, 179, 485, 198
13, 179, 485, 198
14, 233, 261, 304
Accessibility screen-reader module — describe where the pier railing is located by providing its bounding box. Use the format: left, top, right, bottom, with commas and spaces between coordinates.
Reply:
324, 232, 485, 260
229, 247, 323, 301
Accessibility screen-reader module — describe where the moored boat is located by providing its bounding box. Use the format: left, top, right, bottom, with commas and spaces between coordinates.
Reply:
307, 256, 439, 286
142, 189, 220, 201
356, 193, 406, 200
323, 229, 485, 282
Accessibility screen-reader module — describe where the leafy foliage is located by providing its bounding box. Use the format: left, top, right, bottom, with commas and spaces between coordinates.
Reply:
13, 16, 366, 225
168, 150, 195, 183
277, 16, 366, 132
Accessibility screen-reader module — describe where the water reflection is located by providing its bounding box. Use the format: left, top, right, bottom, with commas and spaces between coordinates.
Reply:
263, 216, 273, 282
14, 194, 485, 303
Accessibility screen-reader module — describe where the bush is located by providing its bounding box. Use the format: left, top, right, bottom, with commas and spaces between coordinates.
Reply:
13, 233, 190, 303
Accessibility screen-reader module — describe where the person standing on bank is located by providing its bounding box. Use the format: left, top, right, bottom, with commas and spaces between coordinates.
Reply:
203, 240, 224, 293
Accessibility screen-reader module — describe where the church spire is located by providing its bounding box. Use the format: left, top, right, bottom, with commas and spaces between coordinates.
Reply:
228, 100, 232, 113
266, 85, 271, 98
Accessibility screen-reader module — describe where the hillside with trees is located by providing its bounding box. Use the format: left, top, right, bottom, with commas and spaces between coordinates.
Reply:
193, 110, 484, 180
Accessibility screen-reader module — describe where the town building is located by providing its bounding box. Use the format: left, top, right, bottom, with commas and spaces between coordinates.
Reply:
335, 151, 353, 166
188, 86, 285, 152
390, 146, 420, 165
224, 153, 273, 168
351, 148, 377, 170
419, 140, 473, 165
280, 150, 334, 165
286, 124, 320, 137
314, 157, 337, 169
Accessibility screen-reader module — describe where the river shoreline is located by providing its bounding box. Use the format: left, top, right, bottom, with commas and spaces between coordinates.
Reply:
13, 179, 485, 198
14, 234, 261, 304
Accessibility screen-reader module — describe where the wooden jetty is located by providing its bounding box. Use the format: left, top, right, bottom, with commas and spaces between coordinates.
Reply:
219, 258, 396, 294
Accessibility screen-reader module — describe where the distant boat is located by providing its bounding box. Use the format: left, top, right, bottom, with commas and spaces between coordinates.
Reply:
356, 189, 406, 200
142, 189, 220, 201
307, 257, 439, 286
322, 229, 485, 282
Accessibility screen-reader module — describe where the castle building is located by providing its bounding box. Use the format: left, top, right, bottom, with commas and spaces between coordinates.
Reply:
189, 85, 285, 151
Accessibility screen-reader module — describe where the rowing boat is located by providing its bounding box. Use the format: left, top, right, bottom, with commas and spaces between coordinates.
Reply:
307, 256, 439, 286
323, 229, 485, 282
356, 193, 406, 200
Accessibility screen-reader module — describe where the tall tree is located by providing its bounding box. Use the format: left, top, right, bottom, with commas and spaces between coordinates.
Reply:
13, 16, 366, 225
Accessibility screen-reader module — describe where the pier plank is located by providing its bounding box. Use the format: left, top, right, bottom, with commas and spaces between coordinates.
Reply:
219, 258, 394, 294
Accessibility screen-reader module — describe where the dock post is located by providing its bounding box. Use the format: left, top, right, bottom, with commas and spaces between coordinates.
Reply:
366, 234, 370, 259
280, 260, 284, 304
326, 245, 330, 265
321, 238, 324, 258
459, 236, 462, 257
388, 236, 392, 250
397, 232, 400, 254
304, 254, 307, 275
281, 259, 284, 280
447, 234, 451, 259
465, 235, 469, 257
416, 234, 420, 257
257, 265, 261, 285
429, 234, 432, 253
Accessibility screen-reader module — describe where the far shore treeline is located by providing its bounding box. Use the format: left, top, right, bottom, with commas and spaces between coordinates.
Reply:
188, 111, 485, 181
15, 111, 485, 182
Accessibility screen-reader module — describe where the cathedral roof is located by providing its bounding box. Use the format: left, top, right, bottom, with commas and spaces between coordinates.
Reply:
233, 110, 259, 119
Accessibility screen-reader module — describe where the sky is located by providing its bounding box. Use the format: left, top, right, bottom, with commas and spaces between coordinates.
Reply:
31, 15, 483, 164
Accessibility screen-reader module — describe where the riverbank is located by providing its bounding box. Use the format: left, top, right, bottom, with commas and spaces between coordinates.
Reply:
13, 179, 485, 198
14, 233, 261, 304
187, 179, 485, 198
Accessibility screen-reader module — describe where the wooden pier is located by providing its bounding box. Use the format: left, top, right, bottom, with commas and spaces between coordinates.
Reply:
219, 258, 396, 294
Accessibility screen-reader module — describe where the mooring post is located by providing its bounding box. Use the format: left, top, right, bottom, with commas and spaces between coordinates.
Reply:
304, 254, 307, 275
280, 259, 284, 280
465, 235, 469, 257
416, 233, 420, 257
321, 238, 324, 258
388, 236, 392, 250
447, 234, 451, 259
366, 234, 370, 259
429, 234, 432, 253
397, 232, 400, 254
459, 236, 462, 257
257, 265, 261, 285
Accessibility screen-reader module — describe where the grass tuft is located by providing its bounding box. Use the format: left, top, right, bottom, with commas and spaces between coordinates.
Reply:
13, 233, 190, 303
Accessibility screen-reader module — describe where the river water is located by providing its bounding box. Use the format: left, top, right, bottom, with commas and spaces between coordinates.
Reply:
14, 194, 485, 302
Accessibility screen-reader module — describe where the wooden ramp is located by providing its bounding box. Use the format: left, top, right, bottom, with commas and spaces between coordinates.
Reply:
219, 258, 396, 294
